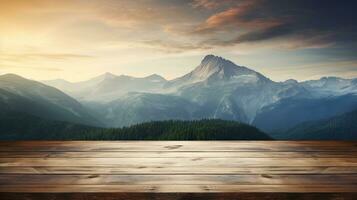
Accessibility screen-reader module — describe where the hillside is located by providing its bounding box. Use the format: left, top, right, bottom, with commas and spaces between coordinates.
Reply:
0, 116, 271, 140
0, 74, 102, 127
278, 109, 357, 140
0, 112, 98, 140
253, 94, 357, 132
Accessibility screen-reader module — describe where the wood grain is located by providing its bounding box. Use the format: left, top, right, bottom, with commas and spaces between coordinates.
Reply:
1, 151, 356, 158
2, 157, 357, 167
1, 193, 357, 200
1, 141, 356, 151
0, 141, 356, 199
1, 184, 357, 192
2, 166, 357, 174
1, 174, 357, 185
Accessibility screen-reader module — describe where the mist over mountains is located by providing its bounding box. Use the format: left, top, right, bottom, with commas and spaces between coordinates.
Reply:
0, 74, 102, 127
1, 55, 357, 139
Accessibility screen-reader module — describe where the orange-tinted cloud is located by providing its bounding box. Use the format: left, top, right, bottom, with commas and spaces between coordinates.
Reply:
190, 0, 232, 9
192, 0, 281, 34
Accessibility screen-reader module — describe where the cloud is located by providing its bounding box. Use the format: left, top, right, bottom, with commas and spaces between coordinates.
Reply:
190, 0, 357, 50
142, 40, 212, 53
190, 0, 233, 9
232, 24, 293, 43
191, 0, 282, 34
0, 63, 62, 71
1, 0, 357, 62
0, 53, 93, 62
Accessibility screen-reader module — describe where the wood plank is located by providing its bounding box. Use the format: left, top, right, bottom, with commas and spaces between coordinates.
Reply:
2, 193, 357, 200
1, 174, 357, 185
1, 184, 357, 193
2, 166, 357, 174
1, 157, 357, 167
1, 141, 356, 152
1, 151, 357, 158
1, 141, 357, 197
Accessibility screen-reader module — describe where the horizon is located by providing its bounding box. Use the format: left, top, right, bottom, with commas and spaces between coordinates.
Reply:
1, 0, 357, 81
1, 54, 356, 83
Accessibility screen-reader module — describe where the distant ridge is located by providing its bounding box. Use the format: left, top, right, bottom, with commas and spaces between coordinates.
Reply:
0, 73, 102, 127
281, 108, 357, 140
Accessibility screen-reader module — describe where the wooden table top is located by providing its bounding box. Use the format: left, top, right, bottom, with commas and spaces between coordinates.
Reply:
0, 141, 357, 199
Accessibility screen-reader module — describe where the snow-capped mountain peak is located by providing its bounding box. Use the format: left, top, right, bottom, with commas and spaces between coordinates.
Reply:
144, 74, 167, 82
192, 55, 266, 81
99, 72, 117, 81
193, 55, 234, 78
166, 55, 269, 89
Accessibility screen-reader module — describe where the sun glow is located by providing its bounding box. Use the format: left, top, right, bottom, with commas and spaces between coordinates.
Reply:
0, 0, 356, 81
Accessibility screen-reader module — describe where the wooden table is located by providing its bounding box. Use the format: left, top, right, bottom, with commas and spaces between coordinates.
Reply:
0, 141, 356, 199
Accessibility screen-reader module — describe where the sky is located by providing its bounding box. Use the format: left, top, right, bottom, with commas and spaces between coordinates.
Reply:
1, 0, 357, 82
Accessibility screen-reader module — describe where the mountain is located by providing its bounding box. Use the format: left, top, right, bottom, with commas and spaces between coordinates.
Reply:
253, 94, 357, 132
84, 74, 167, 102
44, 73, 167, 102
0, 74, 102, 126
301, 77, 357, 97
279, 109, 357, 140
42, 55, 357, 132
0, 118, 271, 140
166, 55, 312, 123
165, 55, 270, 90
84, 93, 198, 127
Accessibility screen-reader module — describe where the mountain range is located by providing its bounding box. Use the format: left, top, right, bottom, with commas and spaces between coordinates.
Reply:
1, 54, 356, 139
